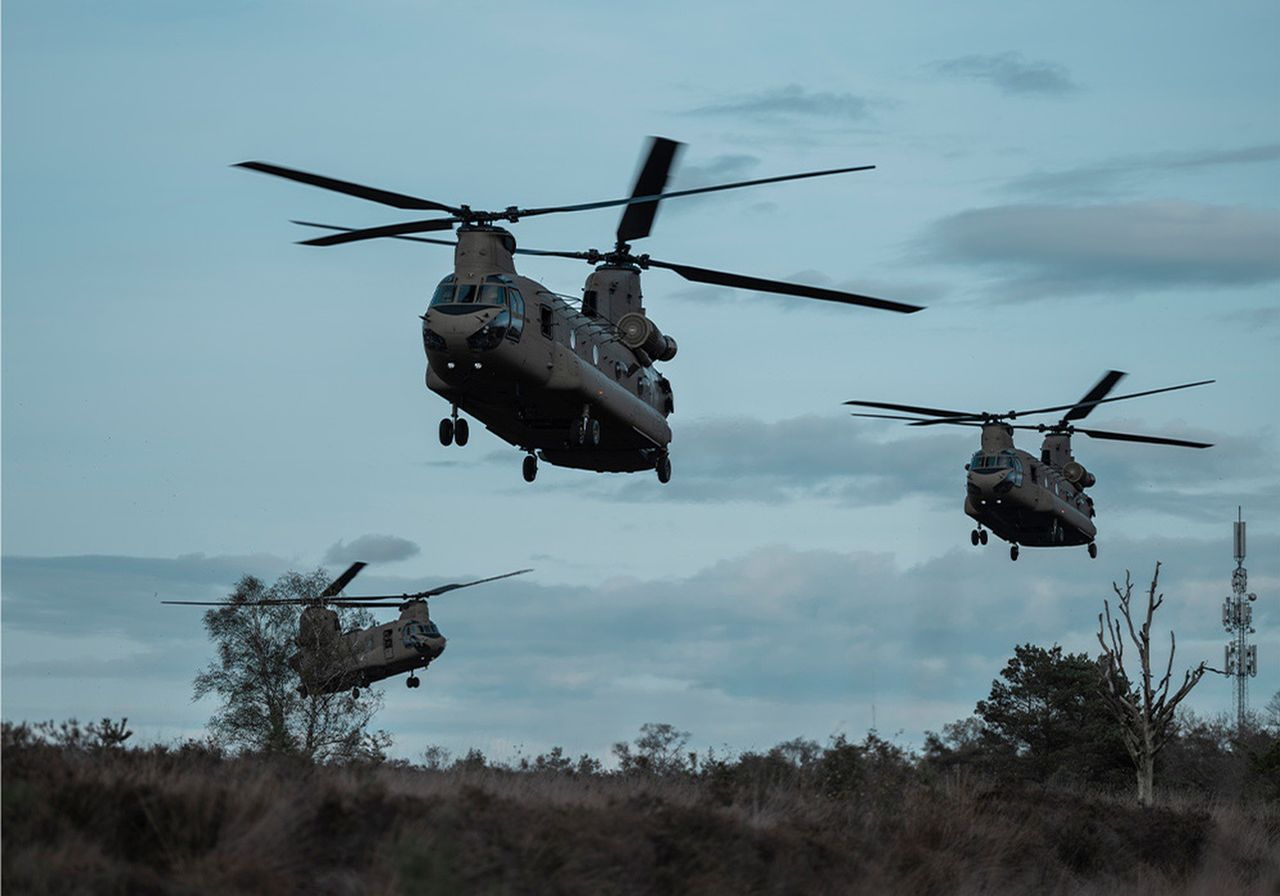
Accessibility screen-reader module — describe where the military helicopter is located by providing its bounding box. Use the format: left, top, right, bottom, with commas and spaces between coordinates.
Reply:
163, 562, 530, 695
236, 138, 922, 484
845, 371, 1214, 560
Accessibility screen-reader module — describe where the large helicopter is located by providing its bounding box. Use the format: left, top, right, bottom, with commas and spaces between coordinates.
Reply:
845, 371, 1214, 560
163, 562, 530, 695
237, 138, 922, 484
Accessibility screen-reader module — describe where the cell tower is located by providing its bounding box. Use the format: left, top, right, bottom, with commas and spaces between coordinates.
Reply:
1222, 507, 1258, 730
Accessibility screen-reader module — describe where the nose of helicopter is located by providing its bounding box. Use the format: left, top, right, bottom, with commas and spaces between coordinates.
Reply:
966, 467, 1015, 497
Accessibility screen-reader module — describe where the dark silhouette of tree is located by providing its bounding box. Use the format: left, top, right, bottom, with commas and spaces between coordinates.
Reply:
1096, 563, 1206, 806
973, 643, 1129, 786
193, 570, 389, 762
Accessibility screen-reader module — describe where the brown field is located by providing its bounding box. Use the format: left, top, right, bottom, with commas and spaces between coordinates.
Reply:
4, 724, 1278, 896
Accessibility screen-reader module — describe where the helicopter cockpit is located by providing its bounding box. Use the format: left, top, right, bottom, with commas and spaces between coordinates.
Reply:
402, 620, 445, 652
968, 450, 1024, 486
425, 275, 526, 351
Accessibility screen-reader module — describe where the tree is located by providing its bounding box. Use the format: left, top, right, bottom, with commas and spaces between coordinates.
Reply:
193, 570, 389, 762
612, 722, 691, 775
1096, 563, 1206, 806
974, 643, 1130, 786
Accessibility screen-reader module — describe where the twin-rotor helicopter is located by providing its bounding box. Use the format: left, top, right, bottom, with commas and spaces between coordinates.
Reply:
238, 138, 922, 484
846, 371, 1214, 560
164, 562, 530, 695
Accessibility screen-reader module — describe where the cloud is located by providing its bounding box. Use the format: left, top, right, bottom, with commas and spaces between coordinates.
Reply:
923, 201, 1280, 298
4, 539, 1276, 759
535, 414, 960, 507
323, 533, 420, 565
1005, 144, 1280, 198
686, 84, 874, 122
930, 52, 1079, 96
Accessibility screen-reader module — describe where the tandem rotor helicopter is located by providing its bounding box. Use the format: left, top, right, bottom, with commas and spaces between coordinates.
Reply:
846, 371, 1214, 560
237, 137, 922, 484
163, 563, 530, 696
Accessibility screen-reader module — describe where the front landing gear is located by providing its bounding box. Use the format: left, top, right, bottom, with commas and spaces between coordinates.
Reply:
970, 528, 988, 546
1088, 542, 1098, 559
440, 405, 469, 447
1010, 544, 1020, 562
406, 675, 420, 689
522, 454, 538, 483
655, 453, 672, 484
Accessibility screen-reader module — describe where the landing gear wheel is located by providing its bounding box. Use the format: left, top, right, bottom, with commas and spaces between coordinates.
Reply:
351, 687, 360, 699
588, 419, 601, 446
454, 417, 469, 447
571, 419, 586, 446
970, 529, 980, 546
1088, 542, 1097, 559
1010, 544, 1019, 562
438, 418, 454, 446
979, 529, 988, 545
406, 675, 420, 689
655, 453, 672, 484
522, 454, 538, 483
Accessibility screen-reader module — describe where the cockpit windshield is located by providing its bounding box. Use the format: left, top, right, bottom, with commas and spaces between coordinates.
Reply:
969, 450, 1024, 486
431, 276, 515, 309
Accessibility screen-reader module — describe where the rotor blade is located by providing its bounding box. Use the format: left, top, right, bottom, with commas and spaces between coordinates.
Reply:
1074, 428, 1213, 448
1063, 370, 1126, 422
352, 568, 533, 602
292, 220, 460, 249
843, 399, 974, 417
298, 218, 461, 246
330, 601, 405, 608
160, 599, 309, 606
320, 561, 367, 598
1003, 379, 1217, 422
235, 161, 464, 214
648, 259, 923, 313
849, 412, 938, 422
616, 137, 683, 245
519, 164, 876, 220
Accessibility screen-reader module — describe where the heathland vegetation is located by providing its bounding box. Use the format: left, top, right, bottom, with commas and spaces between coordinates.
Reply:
5, 646, 1279, 894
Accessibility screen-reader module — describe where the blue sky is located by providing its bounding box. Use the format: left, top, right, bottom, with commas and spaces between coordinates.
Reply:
4, 0, 1278, 760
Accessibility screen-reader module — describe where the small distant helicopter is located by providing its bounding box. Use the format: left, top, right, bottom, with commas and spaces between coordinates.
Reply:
845, 371, 1214, 560
163, 562, 530, 695
237, 137, 922, 484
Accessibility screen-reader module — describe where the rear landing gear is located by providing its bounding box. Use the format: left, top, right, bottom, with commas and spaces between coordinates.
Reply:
1088, 542, 1097, 559
655, 453, 672, 484
406, 675, 420, 689
571, 408, 602, 447
522, 454, 538, 483
970, 528, 988, 546
351, 687, 360, 699
1010, 544, 1019, 562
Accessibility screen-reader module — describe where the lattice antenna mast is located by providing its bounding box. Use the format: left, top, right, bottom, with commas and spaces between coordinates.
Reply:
1222, 507, 1259, 730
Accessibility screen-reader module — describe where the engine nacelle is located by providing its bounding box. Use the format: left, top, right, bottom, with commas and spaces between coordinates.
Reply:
616, 312, 677, 364
1063, 461, 1096, 488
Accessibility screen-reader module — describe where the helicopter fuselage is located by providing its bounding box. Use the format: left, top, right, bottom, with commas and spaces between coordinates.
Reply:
422, 228, 674, 474
291, 600, 448, 696
963, 424, 1096, 548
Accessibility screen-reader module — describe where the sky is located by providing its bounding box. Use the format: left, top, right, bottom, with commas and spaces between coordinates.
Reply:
3, 0, 1278, 762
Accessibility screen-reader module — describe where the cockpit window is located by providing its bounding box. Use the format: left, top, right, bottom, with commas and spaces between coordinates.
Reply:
402, 620, 442, 649
429, 276, 457, 307
479, 284, 505, 305
969, 451, 1024, 485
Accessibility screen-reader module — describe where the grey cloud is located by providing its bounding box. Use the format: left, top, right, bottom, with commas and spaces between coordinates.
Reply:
1006, 144, 1280, 199
323, 533, 420, 565
0, 552, 294, 637
687, 84, 873, 122
4, 538, 1275, 759
924, 201, 1280, 297
931, 52, 1079, 96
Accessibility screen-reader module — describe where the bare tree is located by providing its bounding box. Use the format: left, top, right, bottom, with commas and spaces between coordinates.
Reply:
193, 571, 390, 762
1096, 562, 1205, 805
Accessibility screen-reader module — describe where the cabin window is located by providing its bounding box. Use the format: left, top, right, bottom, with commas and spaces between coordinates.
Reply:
382, 629, 394, 649
592, 344, 600, 365
569, 329, 576, 350
539, 304, 553, 338
507, 289, 525, 341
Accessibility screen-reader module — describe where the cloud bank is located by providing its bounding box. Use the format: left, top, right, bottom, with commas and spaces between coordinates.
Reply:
324, 534, 421, 565
931, 52, 1079, 96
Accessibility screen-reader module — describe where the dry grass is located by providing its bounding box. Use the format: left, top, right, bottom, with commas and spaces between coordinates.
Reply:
4, 736, 1277, 895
